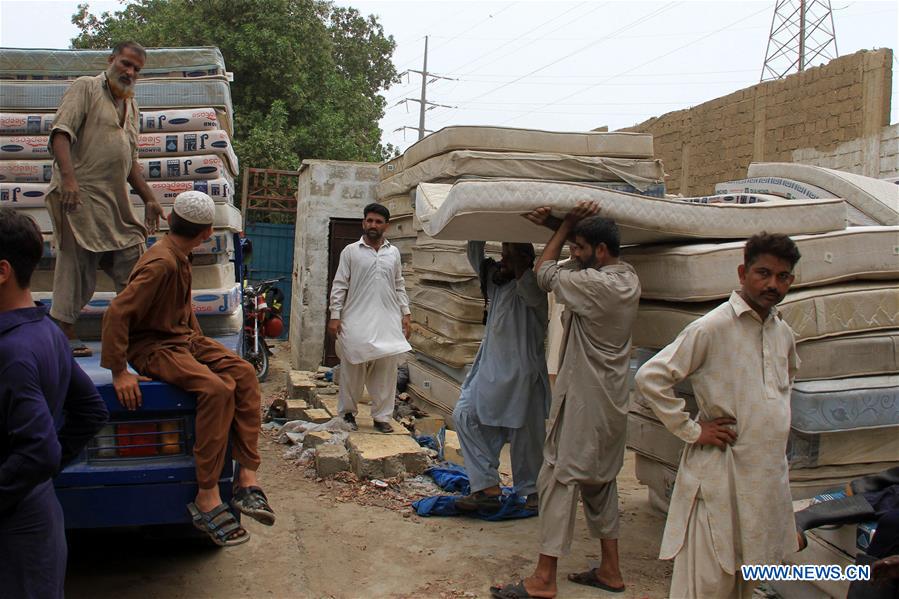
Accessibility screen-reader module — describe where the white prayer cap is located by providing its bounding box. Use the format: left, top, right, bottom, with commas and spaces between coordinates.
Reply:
172, 191, 215, 225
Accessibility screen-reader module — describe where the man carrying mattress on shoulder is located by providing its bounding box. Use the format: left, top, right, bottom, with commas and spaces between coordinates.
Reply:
491, 201, 640, 599
635, 232, 802, 599
100, 191, 274, 547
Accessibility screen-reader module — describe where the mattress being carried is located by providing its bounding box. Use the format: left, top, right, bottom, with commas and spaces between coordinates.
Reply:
714, 175, 878, 226
0, 47, 227, 79
747, 162, 899, 225
622, 226, 899, 302
381, 126, 654, 178
415, 180, 847, 244
633, 281, 899, 348
376, 150, 665, 197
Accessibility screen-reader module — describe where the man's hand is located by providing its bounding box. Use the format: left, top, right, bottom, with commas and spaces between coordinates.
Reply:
144, 198, 164, 234
402, 314, 412, 339
327, 318, 342, 339
60, 174, 82, 213
563, 200, 600, 225
523, 207, 554, 228
112, 370, 151, 411
695, 417, 737, 449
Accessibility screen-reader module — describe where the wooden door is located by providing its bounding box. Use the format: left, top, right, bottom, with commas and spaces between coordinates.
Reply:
323, 218, 362, 366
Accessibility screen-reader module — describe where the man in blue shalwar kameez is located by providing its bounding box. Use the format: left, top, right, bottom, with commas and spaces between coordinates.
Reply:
0, 208, 108, 599
453, 240, 551, 513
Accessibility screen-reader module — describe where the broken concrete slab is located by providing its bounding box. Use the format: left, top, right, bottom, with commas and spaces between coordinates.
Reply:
303, 430, 333, 450
414, 416, 445, 437
287, 370, 317, 402
315, 444, 350, 476
347, 433, 429, 479
318, 396, 339, 417
285, 399, 310, 420
443, 429, 464, 466
301, 408, 332, 424
316, 386, 338, 396
352, 413, 408, 436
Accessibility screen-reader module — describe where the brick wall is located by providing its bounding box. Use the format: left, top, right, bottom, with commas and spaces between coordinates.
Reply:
792, 123, 899, 179
622, 49, 894, 195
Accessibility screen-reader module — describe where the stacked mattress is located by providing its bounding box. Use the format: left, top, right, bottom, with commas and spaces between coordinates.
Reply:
622, 167, 899, 587
0, 46, 242, 339
379, 126, 667, 416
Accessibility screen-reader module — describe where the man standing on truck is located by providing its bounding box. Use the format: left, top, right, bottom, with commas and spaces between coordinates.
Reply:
46, 41, 164, 357
0, 208, 108, 598
101, 191, 274, 547
328, 203, 412, 433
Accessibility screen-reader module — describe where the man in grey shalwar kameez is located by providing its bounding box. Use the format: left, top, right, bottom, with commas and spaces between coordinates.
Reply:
453, 241, 551, 512
491, 202, 640, 599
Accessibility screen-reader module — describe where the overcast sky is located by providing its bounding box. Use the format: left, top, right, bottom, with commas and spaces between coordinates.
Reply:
1, 0, 895, 154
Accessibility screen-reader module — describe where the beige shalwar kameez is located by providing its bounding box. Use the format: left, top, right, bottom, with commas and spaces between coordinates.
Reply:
634, 292, 800, 599
534, 260, 640, 557
46, 73, 147, 323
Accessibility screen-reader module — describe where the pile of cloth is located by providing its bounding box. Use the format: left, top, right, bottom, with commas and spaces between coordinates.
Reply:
620, 164, 898, 599
376, 125, 667, 424
0, 47, 242, 340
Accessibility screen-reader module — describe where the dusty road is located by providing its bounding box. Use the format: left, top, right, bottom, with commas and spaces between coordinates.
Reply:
65, 344, 672, 599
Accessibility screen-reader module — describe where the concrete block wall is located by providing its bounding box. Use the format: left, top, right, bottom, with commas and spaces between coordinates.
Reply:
622, 49, 894, 195
289, 160, 380, 370
792, 123, 899, 179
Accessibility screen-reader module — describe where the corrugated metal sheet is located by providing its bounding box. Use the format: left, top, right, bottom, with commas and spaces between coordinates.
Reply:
244, 223, 294, 337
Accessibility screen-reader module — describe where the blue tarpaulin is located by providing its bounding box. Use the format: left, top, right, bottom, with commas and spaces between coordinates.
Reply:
411, 465, 537, 521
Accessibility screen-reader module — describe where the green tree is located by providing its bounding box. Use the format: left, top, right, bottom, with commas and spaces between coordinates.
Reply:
71, 0, 398, 171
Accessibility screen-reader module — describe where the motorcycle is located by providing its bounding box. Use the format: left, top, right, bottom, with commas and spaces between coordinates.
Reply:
241, 276, 285, 382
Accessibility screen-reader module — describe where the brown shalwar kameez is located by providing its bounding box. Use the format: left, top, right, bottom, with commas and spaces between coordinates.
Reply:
101, 236, 260, 489
534, 259, 640, 557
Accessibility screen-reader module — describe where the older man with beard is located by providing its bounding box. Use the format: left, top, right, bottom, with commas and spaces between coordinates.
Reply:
46, 41, 164, 357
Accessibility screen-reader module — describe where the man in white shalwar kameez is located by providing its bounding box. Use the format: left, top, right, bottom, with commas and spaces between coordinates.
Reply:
328, 203, 411, 433
453, 240, 551, 512
491, 202, 640, 599
635, 232, 803, 599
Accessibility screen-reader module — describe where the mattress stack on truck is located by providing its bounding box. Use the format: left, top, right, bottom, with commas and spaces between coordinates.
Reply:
0, 47, 242, 339
378, 126, 667, 423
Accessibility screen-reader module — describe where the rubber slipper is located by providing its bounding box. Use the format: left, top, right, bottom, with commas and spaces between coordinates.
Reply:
567, 570, 625, 593
69, 339, 93, 358
489, 581, 550, 598
187, 502, 250, 547
231, 486, 276, 526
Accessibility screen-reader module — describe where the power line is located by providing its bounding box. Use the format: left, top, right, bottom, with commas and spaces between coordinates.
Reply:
427, 1, 682, 129
496, 2, 773, 127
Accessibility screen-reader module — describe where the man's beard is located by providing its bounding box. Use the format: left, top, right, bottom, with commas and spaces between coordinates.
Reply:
365, 228, 382, 242
106, 66, 135, 98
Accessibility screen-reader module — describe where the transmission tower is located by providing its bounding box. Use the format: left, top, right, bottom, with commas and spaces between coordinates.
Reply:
393, 36, 456, 141
761, 0, 838, 82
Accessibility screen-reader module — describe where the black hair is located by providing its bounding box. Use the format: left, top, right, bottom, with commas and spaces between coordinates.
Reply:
0, 207, 43, 288
170, 211, 210, 239
505, 242, 536, 268
364, 203, 390, 222
112, 41, 147, 60
573, 216, 621, 257
744, 232, 801, 268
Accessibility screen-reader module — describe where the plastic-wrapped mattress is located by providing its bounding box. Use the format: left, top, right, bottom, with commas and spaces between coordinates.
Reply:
0, 77, 234, 132
34, 283, 241, 318
0, 108, 227, 134
621, 226, 899, 302
31, 262, 235, 292
3, 178, 234, 208
376, 150, 665, 197
20, 202, 242, 234
633, 281, 899, 348
415, 180, 847, 244
748, 162, 899, 225
0, 47, 226, 79
0, 155, 232, 183
75, 308, 242, 341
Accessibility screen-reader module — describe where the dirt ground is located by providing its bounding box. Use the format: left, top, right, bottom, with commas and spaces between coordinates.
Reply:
65, 342, 673, 599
